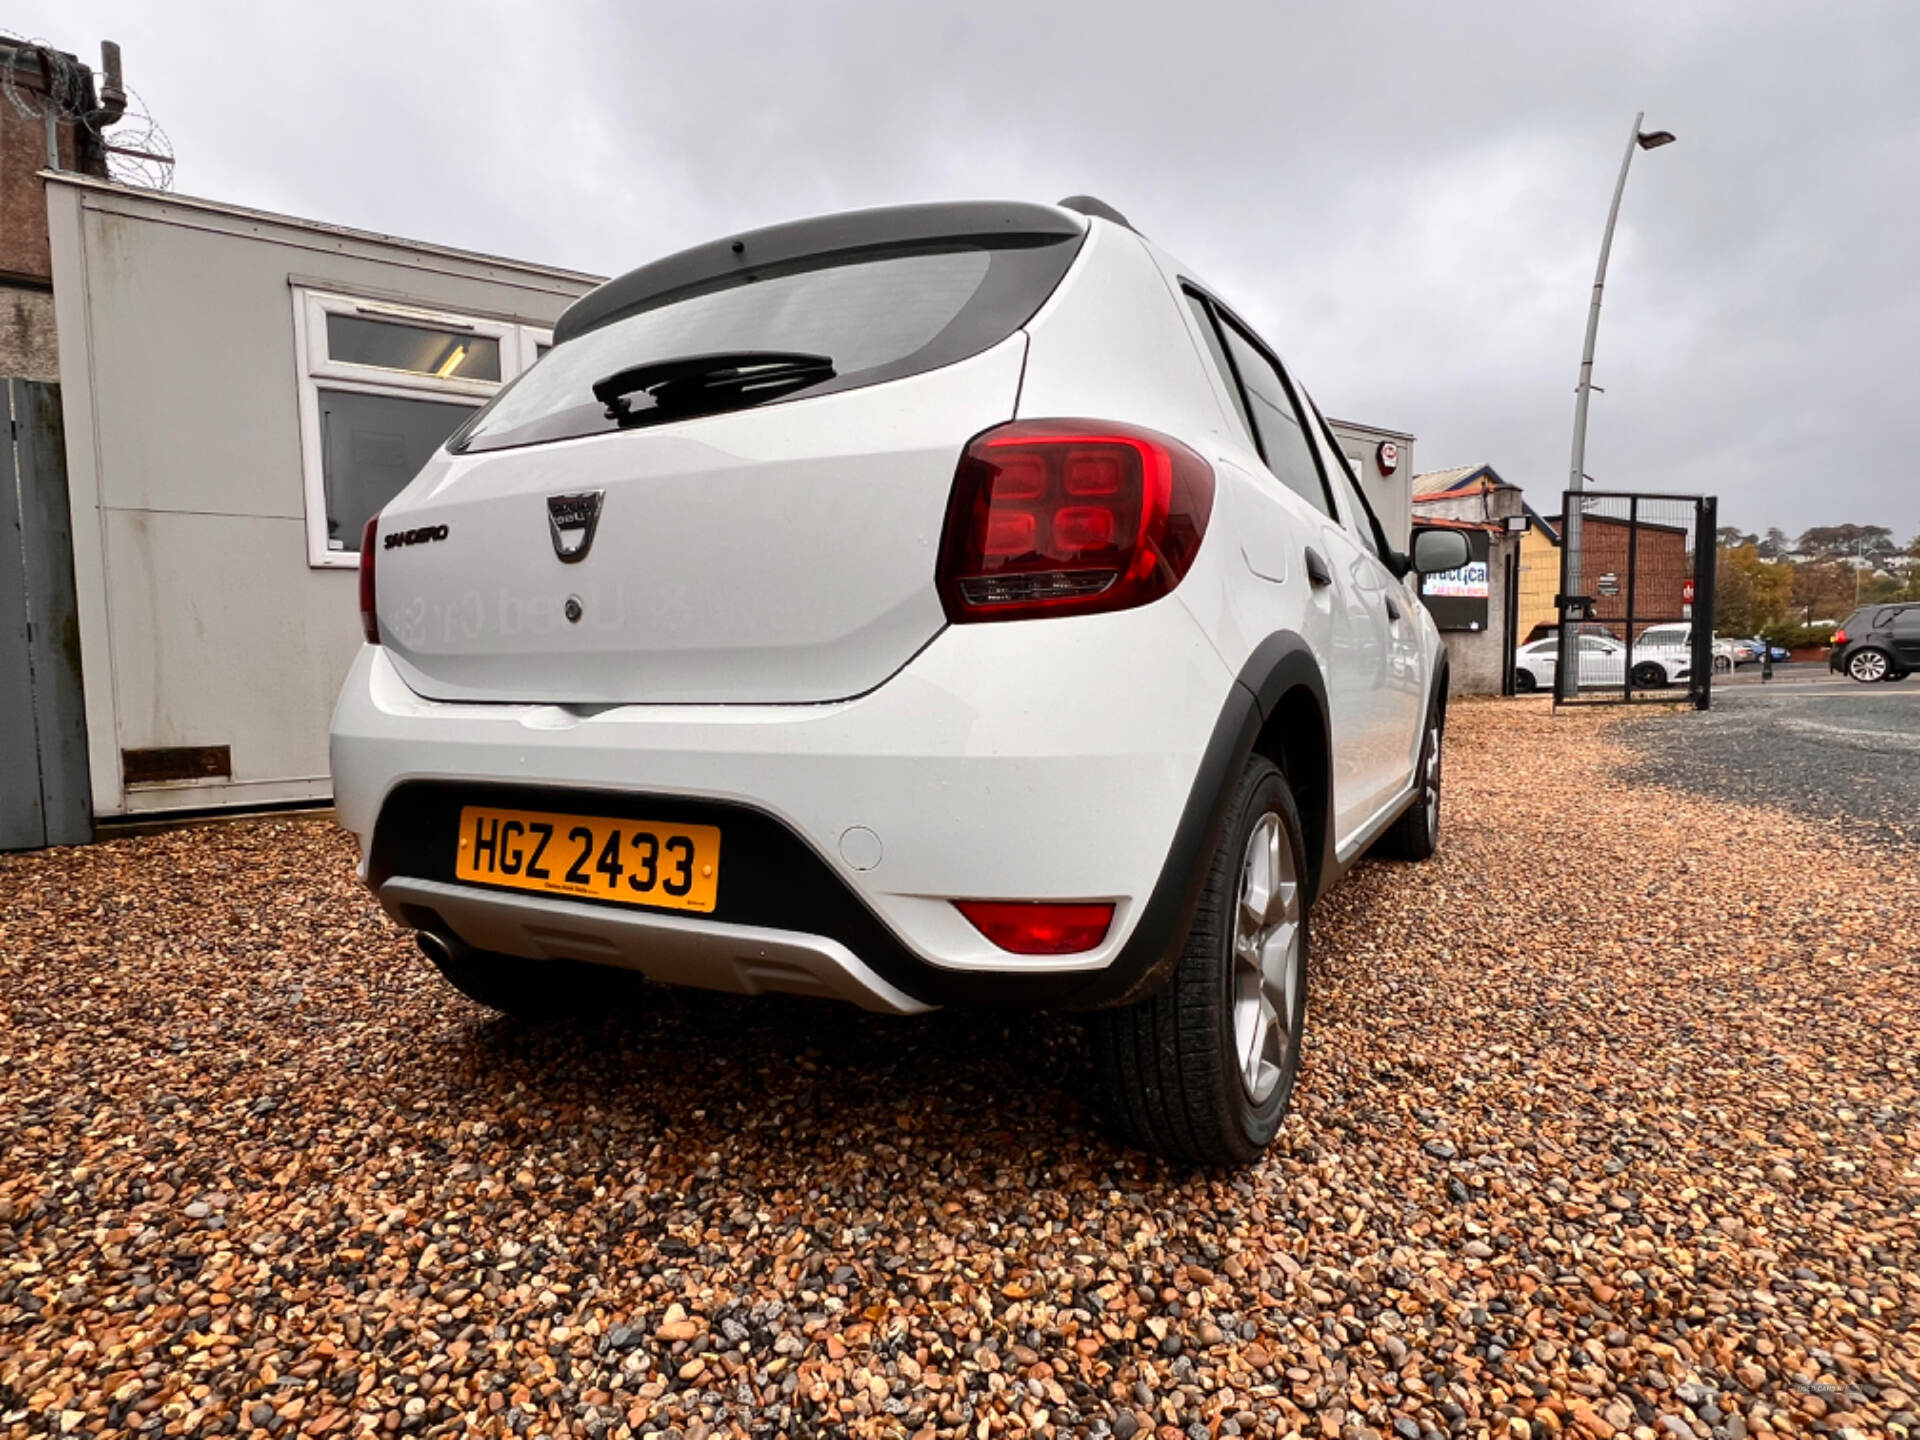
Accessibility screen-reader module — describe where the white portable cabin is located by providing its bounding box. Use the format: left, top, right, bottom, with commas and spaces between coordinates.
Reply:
46, 174, 600, 817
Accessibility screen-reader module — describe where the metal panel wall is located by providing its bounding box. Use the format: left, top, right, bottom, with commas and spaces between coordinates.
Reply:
1, 378, 91, 848
46, 176, 598, 815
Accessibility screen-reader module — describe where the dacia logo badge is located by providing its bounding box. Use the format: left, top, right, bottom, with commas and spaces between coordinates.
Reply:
546, 491, 603, 564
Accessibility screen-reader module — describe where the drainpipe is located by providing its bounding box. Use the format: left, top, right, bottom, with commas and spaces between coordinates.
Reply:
94, 41, 127, 127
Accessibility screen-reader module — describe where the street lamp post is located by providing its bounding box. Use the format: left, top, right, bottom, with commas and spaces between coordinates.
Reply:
1557, 113, 1676, 701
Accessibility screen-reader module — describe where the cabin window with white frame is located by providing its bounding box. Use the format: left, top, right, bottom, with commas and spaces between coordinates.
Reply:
292, 289, 551, 567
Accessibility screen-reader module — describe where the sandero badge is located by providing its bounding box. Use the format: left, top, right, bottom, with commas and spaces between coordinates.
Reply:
547, 491, 604, 563
383, 523, 449, 550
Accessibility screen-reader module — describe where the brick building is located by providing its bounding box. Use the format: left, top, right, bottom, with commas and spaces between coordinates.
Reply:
1, 38, 120, 382
1565, 513, 1692, 637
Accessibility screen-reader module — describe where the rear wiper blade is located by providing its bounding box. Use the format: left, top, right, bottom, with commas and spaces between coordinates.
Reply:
592, 350, 835, 424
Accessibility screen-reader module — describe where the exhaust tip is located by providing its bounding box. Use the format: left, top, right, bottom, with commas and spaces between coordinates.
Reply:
415, 929, 459, 966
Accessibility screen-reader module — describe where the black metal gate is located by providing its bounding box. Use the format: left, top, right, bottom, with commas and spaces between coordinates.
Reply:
2, 379, 92, 849
1554, 490, 1718, 710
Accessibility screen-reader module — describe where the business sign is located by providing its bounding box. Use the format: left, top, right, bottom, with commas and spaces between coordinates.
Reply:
1418, 529, 1491, 631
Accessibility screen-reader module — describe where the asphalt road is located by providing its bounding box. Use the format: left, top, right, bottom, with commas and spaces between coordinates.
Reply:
1618, 668, 1920, 844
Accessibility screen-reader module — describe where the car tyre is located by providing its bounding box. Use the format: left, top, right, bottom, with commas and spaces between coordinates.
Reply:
1848, 648, 1891, 683
422, 938, 599, 1022
1630, 661, 1668, 689
1087, 756, 1309, 1166
1514, 668, 1537, 693
1713, 653, 1733, 674
1374, 704, 1444, 862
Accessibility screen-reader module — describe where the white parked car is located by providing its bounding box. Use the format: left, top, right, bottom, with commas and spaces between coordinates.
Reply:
1514, 634, 1631, 692
330, 197, 1469, 1164
1631, 623, 1724, 684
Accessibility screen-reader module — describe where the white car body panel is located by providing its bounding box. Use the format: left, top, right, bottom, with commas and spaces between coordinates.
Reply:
1139, 237, 1432, 841
332, 593, 1236, 974
374, 335, 1028, 706
330, 205, 1449, 1012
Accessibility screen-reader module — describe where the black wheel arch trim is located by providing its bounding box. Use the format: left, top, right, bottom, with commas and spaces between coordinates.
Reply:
1085, 635, 1446, 1009
1068, 630, 1334, 1009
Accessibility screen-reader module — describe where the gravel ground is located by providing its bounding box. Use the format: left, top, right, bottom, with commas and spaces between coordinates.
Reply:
2, 701, 1916, 1440
1618, 682, 1920, 847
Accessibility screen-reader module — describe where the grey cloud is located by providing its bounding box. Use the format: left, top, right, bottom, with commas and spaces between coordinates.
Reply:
20, 0, 1920, 537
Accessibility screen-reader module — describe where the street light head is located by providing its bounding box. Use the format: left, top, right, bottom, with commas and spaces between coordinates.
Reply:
1637, 129, 1677, 150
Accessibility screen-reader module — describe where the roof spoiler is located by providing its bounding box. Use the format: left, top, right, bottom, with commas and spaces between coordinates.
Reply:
555, 200, 1088, 345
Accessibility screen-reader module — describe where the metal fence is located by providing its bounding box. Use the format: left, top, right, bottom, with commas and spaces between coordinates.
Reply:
2, 378, 91, 849
1554, 491, 1718, 710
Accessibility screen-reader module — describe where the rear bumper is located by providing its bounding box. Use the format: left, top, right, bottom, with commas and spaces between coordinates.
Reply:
330, 601, 1239, 1008
381, 877, 931, 1014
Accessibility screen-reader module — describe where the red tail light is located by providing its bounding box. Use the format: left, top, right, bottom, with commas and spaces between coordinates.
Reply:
359, 514, 381, 644
936, 420, 1214, 622
1831, 628, 1847, 645
955, 900, 1115, 955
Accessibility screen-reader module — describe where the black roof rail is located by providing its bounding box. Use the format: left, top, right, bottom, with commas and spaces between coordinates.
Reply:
1056, 195, 1132, 230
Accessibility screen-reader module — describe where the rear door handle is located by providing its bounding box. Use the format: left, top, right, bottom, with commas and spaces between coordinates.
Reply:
1385, 595, 1402, 623
1304, 547, 1333, 588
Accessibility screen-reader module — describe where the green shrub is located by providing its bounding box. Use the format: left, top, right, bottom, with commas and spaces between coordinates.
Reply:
1759, 622, 1839, 650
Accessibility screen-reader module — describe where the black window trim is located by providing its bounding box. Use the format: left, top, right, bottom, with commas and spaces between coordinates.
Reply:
1302, 392, 1397, 562
1180, 287, 1258, 455
1179, 282, 1338, 519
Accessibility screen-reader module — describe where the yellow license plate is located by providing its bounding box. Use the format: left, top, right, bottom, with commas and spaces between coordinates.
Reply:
454, 806, 721, 913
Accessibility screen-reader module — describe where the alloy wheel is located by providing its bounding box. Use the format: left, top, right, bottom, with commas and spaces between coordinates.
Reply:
1232, 812, 1303, 1105
1850, 650, 1889, 683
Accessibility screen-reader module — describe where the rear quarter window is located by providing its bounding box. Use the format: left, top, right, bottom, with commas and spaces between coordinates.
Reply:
455, 238, 1081, 452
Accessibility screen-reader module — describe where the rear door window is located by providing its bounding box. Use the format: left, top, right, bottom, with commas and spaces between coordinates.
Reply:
456, 239, 1079, 452
1212, 317, 1334, 518
1303, 397, 1387, 560
1183, 292, 1256, 448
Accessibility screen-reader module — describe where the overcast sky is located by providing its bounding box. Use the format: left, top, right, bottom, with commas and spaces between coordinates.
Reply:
18, 0, 1920, 540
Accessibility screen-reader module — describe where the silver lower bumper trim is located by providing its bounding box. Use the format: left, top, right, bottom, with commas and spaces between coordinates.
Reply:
378, 877, 934, 1015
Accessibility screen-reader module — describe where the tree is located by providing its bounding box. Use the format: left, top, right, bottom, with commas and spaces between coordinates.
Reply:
1797, 524, 1894, 558
1792, 559, 1861, 622
1715, 544, 1794, 633
1759, 527, 1790, 559
1716, 526, 1759, 550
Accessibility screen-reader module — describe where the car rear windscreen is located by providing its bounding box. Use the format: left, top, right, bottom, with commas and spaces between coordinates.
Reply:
453, 238, 1081, 453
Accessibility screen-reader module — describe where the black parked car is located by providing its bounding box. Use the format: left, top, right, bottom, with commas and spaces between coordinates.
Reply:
1829, 602, 1920, 683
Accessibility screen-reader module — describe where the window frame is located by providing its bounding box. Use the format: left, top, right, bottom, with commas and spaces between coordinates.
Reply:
1302, 395, 1396, 563
1180, 284, 1337, 520
291, 287, 551, 568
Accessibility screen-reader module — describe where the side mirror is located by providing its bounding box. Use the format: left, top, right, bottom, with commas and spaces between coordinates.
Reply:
1410, 527, 1472, 575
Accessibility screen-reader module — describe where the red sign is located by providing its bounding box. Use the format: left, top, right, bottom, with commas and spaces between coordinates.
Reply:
1682, 579, 1695, 604
1376, 441, 1399, 474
